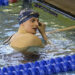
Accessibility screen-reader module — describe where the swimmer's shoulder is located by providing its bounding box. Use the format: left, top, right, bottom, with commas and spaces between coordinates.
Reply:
10, 33, 44, 49
24, 33, 44, 48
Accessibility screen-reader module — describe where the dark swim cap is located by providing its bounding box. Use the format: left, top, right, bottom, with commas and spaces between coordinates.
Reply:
18, 9, 39, 24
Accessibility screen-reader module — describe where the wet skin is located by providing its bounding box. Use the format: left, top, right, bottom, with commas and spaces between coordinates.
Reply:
10, 17, 48, 54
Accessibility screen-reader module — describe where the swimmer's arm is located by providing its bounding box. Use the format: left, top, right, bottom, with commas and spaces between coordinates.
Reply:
31, 35, 44, 48
26, 35, 44, 48
38, 22, 51, 44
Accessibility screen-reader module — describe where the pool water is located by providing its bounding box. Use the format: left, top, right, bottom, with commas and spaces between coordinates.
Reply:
0, 4, 75, 75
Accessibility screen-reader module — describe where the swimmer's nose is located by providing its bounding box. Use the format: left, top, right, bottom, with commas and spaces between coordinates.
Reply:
35, 21, 39, 27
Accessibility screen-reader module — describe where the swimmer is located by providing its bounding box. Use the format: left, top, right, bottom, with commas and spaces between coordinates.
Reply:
3, 9, 49, 55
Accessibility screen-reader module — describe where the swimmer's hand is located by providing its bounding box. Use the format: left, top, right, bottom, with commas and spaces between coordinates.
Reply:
38, 22, 51, 44
38, 22, 46, 34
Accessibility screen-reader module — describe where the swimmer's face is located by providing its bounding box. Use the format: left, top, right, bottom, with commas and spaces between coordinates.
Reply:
22, 17, 39, 34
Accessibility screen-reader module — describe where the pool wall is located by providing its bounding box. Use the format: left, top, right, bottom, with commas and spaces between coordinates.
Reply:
34, 1, 75, 20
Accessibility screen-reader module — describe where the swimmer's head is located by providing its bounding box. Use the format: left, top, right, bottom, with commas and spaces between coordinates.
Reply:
18, 9, 40, 34
18, 9, 39, 25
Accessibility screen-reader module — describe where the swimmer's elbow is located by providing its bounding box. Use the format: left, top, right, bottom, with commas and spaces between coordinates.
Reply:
40, 43, 44, 48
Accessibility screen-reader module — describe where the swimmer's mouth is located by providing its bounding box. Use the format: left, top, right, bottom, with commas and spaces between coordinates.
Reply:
32, 28, 37, 31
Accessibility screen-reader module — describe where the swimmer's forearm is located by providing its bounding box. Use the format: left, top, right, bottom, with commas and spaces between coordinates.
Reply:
41, 33, 49, 44
42, 33, 47, 41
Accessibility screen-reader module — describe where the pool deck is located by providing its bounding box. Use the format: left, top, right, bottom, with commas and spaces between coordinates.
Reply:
44, 0, 75, 16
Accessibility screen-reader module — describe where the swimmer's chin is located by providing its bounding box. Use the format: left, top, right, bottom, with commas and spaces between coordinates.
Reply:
31, 29, 37, 34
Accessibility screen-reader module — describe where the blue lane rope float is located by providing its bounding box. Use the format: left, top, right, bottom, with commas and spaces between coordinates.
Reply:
0, 0, 8, 6
0, 54, 75, 75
